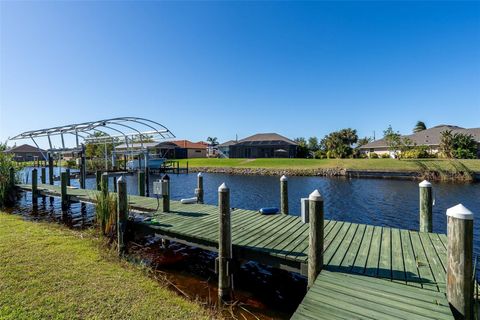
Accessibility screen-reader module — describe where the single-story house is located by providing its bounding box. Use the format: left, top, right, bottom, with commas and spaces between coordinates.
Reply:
114, 140, 207, 159
3, 144, 46, 162
225, 133, 297, 158
359, 125, 480, 158
217, 140, 236, 158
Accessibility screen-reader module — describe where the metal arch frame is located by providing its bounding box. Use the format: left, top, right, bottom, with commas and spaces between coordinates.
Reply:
8, 117, 175, 156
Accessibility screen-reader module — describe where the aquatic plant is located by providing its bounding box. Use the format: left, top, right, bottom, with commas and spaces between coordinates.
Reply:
0, 153, 18, 207
94, 185, 117, 237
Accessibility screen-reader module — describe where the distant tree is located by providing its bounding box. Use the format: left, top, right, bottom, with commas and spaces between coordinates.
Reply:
383, 125, 402, 158
308, 137, 319, 152
439, 130, 454, 158
0, 141, 8, 152
356, 137, 372, 148
206, 137, 218, 146
320, 128, 358, 158
413, 121, 427, 133
85, 132, 115, 158
451, 132, 477, 159
294, 137, 309, 158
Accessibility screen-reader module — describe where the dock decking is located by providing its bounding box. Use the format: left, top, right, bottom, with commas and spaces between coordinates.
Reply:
18, 183, 456, 319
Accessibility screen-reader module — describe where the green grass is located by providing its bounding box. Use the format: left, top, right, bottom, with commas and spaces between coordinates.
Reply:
178, 158, 480, 173
0, 213, 209, 320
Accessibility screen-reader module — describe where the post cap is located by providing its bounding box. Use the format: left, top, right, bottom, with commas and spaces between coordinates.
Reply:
419, 180, 432, 188
197, 172, 203, 177
218, 182, 229, 192
162, 174, 170, 181
117, 176, 125, 183
280, 175, 288, 182
309, 189, 323, 201
102, 172, 108, 176
446, 204, 473, 220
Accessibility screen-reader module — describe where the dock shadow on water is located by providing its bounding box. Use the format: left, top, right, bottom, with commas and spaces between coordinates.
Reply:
5, 192, 306, 319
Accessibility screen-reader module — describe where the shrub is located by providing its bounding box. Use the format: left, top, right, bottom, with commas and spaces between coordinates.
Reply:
326, 150, 335, 159
65, 159, 77, 168
369, 152, 379, 159
381, 153, 390, 159
401, 146, 431, 159
0, 153, 18, 207
313, 150, 326, 159
95, 187, 117, 237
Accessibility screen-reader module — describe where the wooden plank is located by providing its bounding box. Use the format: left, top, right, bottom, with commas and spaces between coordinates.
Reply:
327, 223, 359, 269
377, 227, 392, 279
410, 231, 439, 292
400, 229, 423, 288
350, 224, 374, 274
391, 228, 406, 284
340, 223, 366, 271
419, 232, 446, 286
364, 226, 382, 277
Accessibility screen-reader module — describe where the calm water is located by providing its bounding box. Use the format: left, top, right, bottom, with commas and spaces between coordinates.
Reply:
19, 167, 480, 252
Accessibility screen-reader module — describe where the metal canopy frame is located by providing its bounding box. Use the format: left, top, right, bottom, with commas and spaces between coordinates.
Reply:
8, 117, 175, 160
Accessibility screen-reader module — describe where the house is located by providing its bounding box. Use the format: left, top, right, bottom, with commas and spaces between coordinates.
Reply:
114, 140, 207, 159
359, 125, 480, 158
226, 133, 297, 158
3, 144, 46, 162
217, 140, 236, 158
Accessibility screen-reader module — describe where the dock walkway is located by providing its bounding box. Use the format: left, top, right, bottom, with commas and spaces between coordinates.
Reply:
18, 183, 454, 319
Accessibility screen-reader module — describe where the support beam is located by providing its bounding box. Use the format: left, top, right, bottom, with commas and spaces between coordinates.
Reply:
196, 172, 204, 204
280, 175, 288, 215
217, 182, 233, 303
419, 180, 433, 232
308, 189, 324, 289
117, 177, 128, 256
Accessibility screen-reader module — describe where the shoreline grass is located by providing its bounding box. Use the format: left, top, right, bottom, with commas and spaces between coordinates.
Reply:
177, 158, 480, 173
0, 213, 209, 320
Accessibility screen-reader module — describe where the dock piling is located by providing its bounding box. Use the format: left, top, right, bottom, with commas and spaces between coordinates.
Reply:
113, 176, 117, 193
446, 204, 474, 319
41, 167, 46, 184
196, 172, 204, 204
162, 174, 170, 213
96, 170, 102, 191
48, 153, 54, 185
101, 173, 109, 197
138, 170, 145, 197
80, 147, 86, 189
117, 177, 128, 256
217, 182, 233, 303
301, 198, 309, 223
32, 168, 38, 202
60, 171, 68, 209
280, 175, 288, 215
419, 180, 433, 232
308, 189, 324, 289
66, 168, 70, 187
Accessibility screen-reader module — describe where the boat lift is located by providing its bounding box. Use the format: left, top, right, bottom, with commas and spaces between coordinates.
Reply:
8, 117, 175, 189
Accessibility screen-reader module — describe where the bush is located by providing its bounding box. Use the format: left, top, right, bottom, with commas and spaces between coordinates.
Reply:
326, 150, 335, 159
0, 153, 18, 207
65, 159, 77, 168
313, 150, 326, 159
95, 187, 117, 237
401, 146, 431, 159
381, 153, 390, 158
369, 152, 379, 159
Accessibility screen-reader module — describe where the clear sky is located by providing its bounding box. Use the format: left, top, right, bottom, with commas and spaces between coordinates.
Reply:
1, 1, 479, 148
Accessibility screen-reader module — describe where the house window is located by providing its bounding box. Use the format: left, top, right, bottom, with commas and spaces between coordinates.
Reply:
195, 150, 201, 153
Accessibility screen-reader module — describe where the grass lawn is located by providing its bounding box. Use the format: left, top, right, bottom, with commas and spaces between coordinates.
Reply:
177, 158, 480, 173
0, 213, 209, 320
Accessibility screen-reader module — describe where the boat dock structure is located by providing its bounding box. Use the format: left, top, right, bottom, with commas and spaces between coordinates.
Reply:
16, 173, 478, 319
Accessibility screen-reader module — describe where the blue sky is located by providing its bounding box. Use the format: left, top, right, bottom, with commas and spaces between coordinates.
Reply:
1, 1, 479, 148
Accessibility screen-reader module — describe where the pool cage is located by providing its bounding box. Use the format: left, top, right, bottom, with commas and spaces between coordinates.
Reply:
8, 117, 175, 188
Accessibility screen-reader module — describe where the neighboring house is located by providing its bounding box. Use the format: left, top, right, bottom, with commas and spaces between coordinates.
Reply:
3, 144, 46, 162
114, 140, 207, 159
217, 140, 236, 158
359, 125, 480, 158
226, 133, 297, 158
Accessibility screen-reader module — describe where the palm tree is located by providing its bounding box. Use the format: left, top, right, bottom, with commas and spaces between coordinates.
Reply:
413, 121, 427, 133
440, 130, 453, 158
206, 137, 218, 146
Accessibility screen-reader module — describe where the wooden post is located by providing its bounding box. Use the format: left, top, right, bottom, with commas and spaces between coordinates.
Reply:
80, 146, 86, 189
196, 172, 204, 204
48, 153, 54, 185
186, 161, 189, 174
60, 171, 68, 209
9, 167, 14, 188
101, 173, 109, 197
41, 167, 46, 184
446, 204, 473, 319
117, 176, 128, 256
138, 170, 145, 196
94, 170, 101, 191
308, 189, 324, 289
145, 167, 150, 197
301, 198, 309, 223
280, 175, 288, 215
32, 168, 38, 202
419, 180, 433, 232
113, 176, 117, 193
66, 168, 71, 187
162, 174, 170, 212
217, 182, 233, 303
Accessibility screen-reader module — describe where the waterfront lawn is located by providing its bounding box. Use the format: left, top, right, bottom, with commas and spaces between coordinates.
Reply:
178, 158, 480, 172
0, 213, 209, 320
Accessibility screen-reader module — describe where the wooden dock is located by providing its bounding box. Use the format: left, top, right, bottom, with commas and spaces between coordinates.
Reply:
17, 183, 459, 319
